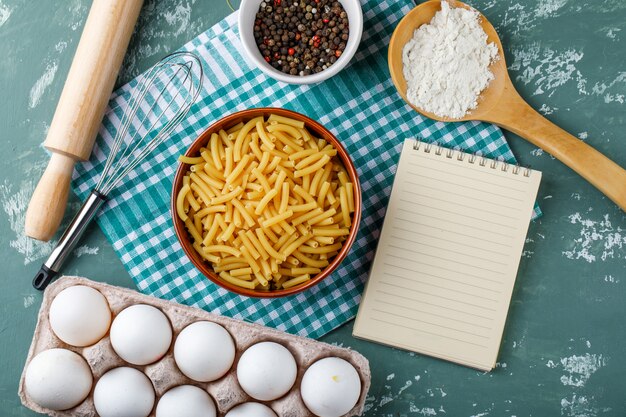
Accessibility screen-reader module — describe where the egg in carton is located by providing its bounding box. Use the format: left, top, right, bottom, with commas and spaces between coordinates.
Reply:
19, 276, 371, 417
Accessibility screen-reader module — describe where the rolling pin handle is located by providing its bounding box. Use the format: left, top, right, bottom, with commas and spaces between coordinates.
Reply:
32, 265, 57, 291
24, 153, 76, 241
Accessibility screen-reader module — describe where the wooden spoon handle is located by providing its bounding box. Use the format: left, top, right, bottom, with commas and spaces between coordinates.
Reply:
490, 89, 626, 211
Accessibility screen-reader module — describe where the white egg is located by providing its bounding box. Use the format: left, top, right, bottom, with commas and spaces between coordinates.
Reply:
174, 321, 235, 382
300, 357, 361, 417
49, 285, 111, 346
155, 385, 216, 417
94, 367, 155, 417
110, 304, 172, 365
24, 348, 92, 410
236, 341, 297, 401
225, 402, 278, 417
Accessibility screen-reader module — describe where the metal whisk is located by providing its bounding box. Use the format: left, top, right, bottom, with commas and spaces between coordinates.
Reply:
33, 51, 204, 290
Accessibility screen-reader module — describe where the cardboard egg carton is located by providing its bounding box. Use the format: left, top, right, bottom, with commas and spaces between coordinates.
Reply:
19, 276, 370, 417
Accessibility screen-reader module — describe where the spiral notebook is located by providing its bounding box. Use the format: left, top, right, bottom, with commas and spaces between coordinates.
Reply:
353, 139, 541, 371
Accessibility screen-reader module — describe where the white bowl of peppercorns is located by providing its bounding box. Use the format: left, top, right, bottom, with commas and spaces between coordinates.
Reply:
239, 0, 363, 84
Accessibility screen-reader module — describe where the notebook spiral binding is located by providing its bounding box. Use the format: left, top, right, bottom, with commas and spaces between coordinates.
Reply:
413, 140, 532, 177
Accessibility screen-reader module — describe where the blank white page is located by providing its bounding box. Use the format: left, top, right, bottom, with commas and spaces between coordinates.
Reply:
353, 139, 541, 371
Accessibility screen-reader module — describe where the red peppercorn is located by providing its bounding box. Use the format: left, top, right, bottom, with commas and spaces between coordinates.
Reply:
335, 50, 342, 58
263, 38, 269, 45
288, 48, 295, 56
264, 56, 270, 63
274, 0, 281, 5
274, 52, 280, 59
323, 18, 329, 23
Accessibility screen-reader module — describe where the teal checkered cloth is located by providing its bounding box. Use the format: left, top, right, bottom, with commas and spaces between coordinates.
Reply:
72, 0, 540, 339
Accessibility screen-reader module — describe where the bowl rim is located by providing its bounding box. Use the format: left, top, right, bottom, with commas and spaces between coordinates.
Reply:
237, 0, 364, 85
171, 108, 362, 298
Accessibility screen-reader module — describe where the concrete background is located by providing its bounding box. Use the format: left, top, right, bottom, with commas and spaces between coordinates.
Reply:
1, 0, 624, 415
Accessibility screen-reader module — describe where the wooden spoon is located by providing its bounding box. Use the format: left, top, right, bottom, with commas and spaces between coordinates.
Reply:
388, 0, 626, 211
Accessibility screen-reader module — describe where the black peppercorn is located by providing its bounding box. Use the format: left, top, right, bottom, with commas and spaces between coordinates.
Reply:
254, 0, 350, 76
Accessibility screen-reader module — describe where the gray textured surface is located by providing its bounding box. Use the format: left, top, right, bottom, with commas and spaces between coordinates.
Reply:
1, 0, 625, 416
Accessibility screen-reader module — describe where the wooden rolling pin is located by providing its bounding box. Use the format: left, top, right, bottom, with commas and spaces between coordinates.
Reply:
25, 0, 143, 241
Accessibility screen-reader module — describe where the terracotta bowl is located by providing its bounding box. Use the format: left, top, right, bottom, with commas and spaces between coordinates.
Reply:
171, 108, 362, 298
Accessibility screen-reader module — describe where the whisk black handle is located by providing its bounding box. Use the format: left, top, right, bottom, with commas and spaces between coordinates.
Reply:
32, 190, 107, 290
32, 266, 57, 291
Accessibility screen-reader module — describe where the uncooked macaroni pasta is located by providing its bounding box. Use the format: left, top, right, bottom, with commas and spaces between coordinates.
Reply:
176, 114, 355, 291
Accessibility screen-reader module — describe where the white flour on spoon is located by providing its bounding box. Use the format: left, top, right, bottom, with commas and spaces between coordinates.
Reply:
402, 1, 498, 119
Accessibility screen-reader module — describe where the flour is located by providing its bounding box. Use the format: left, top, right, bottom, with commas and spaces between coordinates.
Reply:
402, 1, 499, 119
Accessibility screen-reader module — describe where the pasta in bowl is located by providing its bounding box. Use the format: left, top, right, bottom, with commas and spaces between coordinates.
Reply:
171, 108, 361, 298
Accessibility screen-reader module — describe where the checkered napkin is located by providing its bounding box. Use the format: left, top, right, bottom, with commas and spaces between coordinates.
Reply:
72, 0, 540, 339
